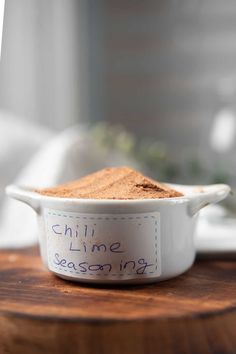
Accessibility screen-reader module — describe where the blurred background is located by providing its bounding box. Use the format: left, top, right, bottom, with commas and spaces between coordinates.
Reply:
0, 0, 236, 215
0, 0, 236, 188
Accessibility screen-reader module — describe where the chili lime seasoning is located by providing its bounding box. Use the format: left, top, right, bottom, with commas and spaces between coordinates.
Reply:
37, 167, 183, 199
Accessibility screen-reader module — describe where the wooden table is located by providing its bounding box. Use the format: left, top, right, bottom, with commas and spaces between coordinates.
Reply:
0, 247, 236, 354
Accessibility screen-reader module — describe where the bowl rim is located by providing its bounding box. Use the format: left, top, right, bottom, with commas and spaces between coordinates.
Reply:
6, 183, 231, 207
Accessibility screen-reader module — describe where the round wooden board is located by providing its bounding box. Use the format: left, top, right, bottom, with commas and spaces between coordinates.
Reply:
0, 247, 236, 354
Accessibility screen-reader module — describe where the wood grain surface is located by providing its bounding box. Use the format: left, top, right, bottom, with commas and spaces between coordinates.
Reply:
0, 247, 236, 354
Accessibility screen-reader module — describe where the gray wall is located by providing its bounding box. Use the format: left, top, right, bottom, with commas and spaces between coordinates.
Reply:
97, 1, 236, 146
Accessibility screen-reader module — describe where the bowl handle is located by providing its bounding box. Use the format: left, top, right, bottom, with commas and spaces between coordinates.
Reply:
188, 184, 231, 216
5, 184, 41, 214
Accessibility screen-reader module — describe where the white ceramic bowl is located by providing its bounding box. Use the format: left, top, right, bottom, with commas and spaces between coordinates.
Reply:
6, 183, 230, 284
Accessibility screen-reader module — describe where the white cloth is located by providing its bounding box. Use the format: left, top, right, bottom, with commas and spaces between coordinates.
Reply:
195, 205, 236, 256
0, 111, 53, 247
0, 111, 53, 206
0, 117, 137, 248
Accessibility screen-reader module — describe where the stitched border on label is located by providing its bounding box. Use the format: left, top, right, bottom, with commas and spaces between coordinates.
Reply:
45, 210, 160, 277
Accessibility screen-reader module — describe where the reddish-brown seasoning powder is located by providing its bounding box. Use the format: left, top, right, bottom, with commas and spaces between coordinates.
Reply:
36, 166, 183, 199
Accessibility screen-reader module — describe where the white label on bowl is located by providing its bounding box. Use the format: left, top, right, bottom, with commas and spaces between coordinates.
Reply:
45, 209, 161, 280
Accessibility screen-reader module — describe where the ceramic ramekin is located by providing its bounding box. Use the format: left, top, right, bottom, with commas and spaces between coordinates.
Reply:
6, 183, 230, 284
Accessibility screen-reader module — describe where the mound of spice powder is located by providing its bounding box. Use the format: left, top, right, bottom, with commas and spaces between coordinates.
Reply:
36, 167, 183, 200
